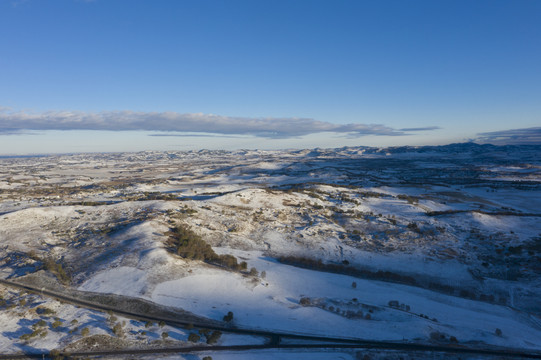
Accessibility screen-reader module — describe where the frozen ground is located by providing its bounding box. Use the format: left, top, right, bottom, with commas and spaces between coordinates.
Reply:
0, 283, 263, 354
0, 143, 540, 357
81, 247, 541, 350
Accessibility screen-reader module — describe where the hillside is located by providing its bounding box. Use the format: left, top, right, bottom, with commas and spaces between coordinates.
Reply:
0, 144, 540, 359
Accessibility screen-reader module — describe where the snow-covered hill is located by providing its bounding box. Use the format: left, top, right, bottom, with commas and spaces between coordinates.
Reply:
0, 144, 540, 357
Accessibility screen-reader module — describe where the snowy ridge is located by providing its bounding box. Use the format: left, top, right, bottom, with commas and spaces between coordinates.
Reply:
0, 143, 540, 357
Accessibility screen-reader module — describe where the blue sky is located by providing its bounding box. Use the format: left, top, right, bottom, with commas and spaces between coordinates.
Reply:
1, 0, 540, 153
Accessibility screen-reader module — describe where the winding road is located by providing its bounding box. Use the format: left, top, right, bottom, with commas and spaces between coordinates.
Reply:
1, 278, 540, 359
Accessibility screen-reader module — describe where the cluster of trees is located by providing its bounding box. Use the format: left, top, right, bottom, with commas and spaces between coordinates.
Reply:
429, 331, 458, 344
136, 191, 178, 201
278, 255, 417, 286
388, 300, 410, 311
188, 329, 222, 344
21, 318, 90, 342
166, 225, 248, 272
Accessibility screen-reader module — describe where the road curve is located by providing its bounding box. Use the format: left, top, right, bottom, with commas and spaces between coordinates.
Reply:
1, 278, 540, 360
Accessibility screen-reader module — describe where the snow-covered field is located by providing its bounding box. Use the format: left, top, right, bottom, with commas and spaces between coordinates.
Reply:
0, 143, 540, 357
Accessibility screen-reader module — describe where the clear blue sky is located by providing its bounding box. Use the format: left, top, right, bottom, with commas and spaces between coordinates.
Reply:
1, 0, 540, 153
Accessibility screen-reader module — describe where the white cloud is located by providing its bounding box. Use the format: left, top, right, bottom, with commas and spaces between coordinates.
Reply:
399, 126, 441, 132
0, 108, 432, 138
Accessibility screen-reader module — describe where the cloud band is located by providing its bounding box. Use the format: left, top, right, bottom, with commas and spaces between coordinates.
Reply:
476, 127, 541, 145
0, 108, 425, 138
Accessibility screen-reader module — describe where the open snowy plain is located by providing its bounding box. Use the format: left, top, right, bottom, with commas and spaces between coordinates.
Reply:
0, 143, 540, 359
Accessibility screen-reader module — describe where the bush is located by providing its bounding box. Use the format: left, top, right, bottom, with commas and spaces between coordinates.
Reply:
223, 311, 234, 322
81, 327, 90, 336
430, 331, 446, 341
249, 267, 258, 276
407, 222, 419, 232
112, 323, 123, 337
162, 332, 169, 339
36, 306, 55, 316
206, 330, 222, 345
216, 254, 239, 269
299, 297, 311, 306
43, 258, 71, 285
33, 320, 47, 328
52, 320, 62, 329
188, 333, 200, 342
